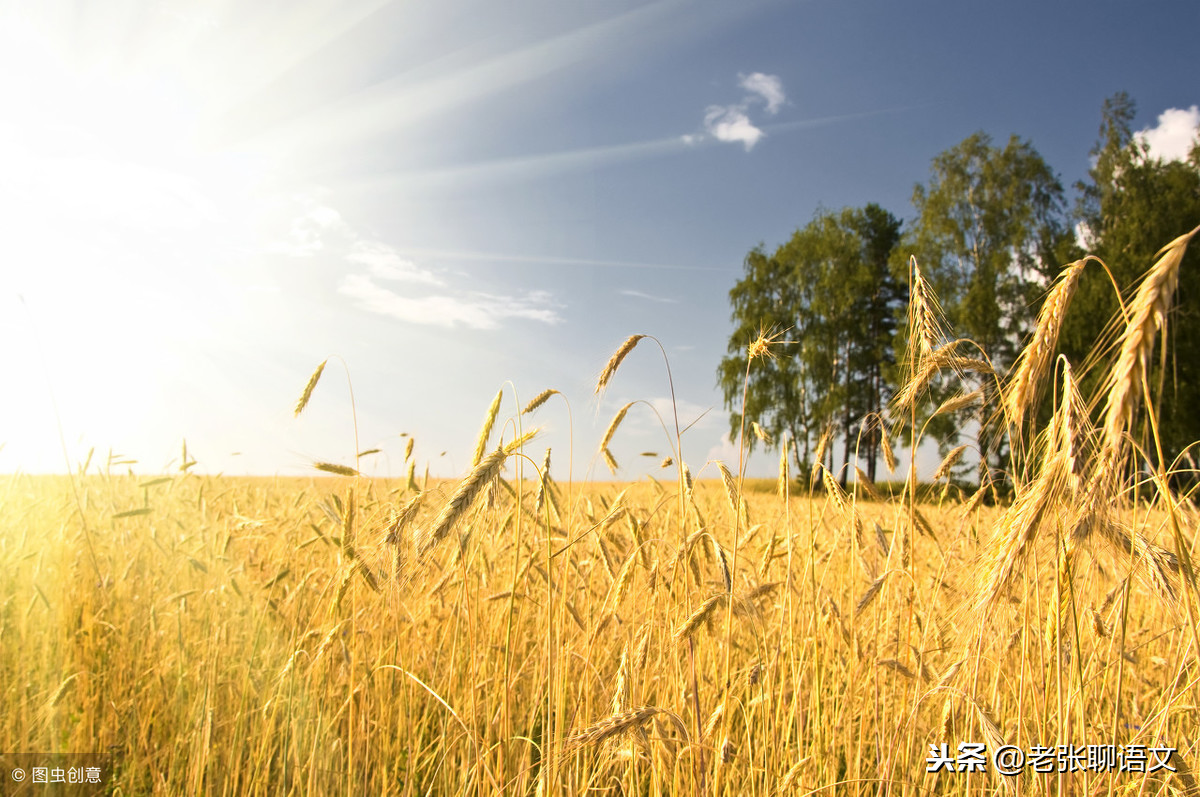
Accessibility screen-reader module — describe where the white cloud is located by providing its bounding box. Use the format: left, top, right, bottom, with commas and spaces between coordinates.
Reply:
703, 432, 743, 474
347, 240, 442, 285
645, 397, 714, 432
738, 72, 785, 114
704, 105, 764, 151
620, 289, 678, 304
694, 72, 785, 152
270, 195, 563, 330
267, 202, 351, 256
1135, 106, 1200, 163
338, 274, 562, 329
1073, 220, 1093, 252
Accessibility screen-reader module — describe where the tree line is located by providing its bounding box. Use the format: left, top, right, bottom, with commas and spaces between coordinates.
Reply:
719, 93, 1200, 485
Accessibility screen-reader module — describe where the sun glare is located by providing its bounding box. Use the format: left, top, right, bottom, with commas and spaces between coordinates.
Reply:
0, 8, 273, 471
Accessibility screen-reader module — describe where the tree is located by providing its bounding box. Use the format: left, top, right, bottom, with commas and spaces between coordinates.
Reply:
718, 246, 814, 475
841, 205, 904, 480
1062, 93, 1200, 464
901, 132, 1067, 470
719, 205, 903, 481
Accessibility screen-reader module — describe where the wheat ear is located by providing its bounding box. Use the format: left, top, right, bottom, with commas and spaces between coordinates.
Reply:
315, 462, 358, 477
523, 389, 558, 414
294, 360, 327, 417
909, 257, 945, 365
600, 402, 634, 451
1101, 224, 1200, 462
1005, 257, 1092, 425
418, 447, 506, 556
596, 335, 646, 395
471, 389, 504, 468
564, 706, 688, 750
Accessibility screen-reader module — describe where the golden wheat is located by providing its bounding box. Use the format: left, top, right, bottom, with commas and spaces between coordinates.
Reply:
523, 388, 558, 414
472, 389, 504, 468
294, 359, 327, 417
1005, 257, 1092, 425
596, 334, 646, 395
418, 447, 506, 556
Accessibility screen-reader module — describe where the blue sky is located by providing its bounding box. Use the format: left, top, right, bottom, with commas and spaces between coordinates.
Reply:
2, 0, 1198, 481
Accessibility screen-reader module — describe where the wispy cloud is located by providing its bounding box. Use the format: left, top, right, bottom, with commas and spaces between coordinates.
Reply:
270, 194, 561, 329
738, 72, 785, 114
338, 275, 562, 329
381, 134, 693, 191
249, 0, 701, 158
347, 240, 442, 285
268, 198, 440, 283
621, 289, 679, 303
696, 72, 786, 151
1135, 105, 1200, 163
384, 246, 729, 272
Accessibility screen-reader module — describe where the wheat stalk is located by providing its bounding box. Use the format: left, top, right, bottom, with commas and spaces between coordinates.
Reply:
877, 658, 916, 681
975, 442, 1066, 613
777, 435, 790, 501
314, 462, 358, 477
855, 572, 889, 616
933, 389, 984, 418
1005, 257, 1092, 425
294, 360, 327, 417
523, 389, 558, 414
715, 540, 734, 594
893, 347, 993, 410
812, 426, 832, 477
417, 447, 506, 556
820, 465, 863, 543
564, 706, 687, 750
600, 402, 634, 454
674, 594, 728, 641
472, 389, 504, 468
932, 445, 968, 482
596, 335, 646, 396
715, 460, 748, 531
853, 467, 886, 503
1102, 224, 1200, 464
385, 493, 423, 545
880, 424, 897, 473
909, 257, 946, 365
534, 448, 552, 517
609, 549, 639, 610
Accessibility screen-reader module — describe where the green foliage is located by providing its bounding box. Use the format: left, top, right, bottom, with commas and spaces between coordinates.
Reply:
719, 205, 903, 480
899, 132, 1067, 467
904, 131, 1067, 367
722, 95, 1200, 482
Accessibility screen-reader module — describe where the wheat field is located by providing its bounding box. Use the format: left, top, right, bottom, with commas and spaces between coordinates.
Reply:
3, 228, 1200, 795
